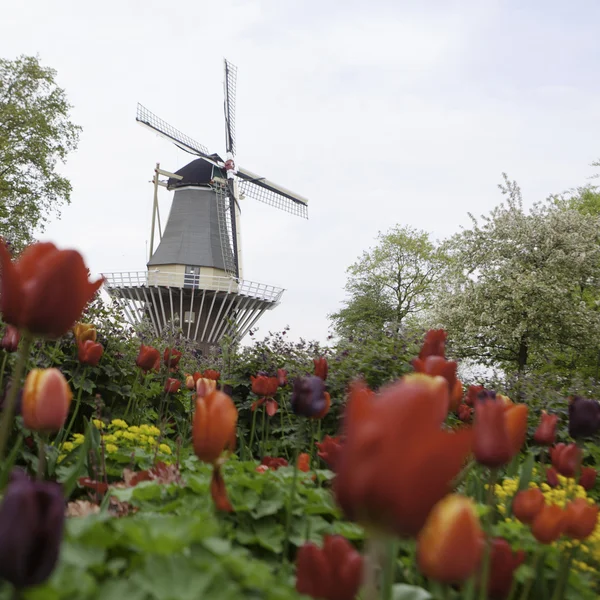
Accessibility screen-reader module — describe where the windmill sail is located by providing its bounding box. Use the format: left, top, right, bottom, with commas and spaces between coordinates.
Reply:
223, 59, 237, 156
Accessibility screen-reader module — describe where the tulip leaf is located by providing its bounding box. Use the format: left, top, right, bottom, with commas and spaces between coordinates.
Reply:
61, 419, 95, 497
391, 584, 432, 600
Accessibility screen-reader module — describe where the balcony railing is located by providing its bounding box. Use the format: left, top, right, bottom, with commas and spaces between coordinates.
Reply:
101, 270, 284, 303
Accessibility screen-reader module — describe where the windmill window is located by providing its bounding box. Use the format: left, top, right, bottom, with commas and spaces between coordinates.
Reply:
184, 311, 195, 323
184, 266, 201, 288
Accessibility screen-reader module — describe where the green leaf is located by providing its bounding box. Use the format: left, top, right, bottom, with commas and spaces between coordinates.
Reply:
392, 584, 432, 600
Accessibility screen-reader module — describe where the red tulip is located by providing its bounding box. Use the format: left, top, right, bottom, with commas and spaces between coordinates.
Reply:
465, 385, 485, 407
412, 355, 458, 398
533, 411, 558, 446
564, 498, 598, 540
164, 378, 180, 394
22, 369, 72, 432
473, 397, 511, 467
202, 369, 220, 381
546, 466, 559, 488
77, 340, 103, 367
334, 375, 473, 538
458, 403, 473, 423
550, 443, 582, 478
277, 368, 288, 386
255, 465, 269, 474
0, 325, 20, 352
313, 357, 328, 381
261, 456, 289, 470
163, 348, 182, 368
0, 241, 103, 338
417, 494, 483, 584
512, 488, 545, 525
251, 398, 279, 416
295, 535, 363, 600
530, 504, 566, 544
579, 466, 597, 491
250, 374, 278, 397
136, 344, 160, 373
316, 436, 343, 471
486, 538, 526, 599
417, 329, 447, 359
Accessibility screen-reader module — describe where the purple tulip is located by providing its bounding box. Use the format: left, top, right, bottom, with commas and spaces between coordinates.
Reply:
0, 469, 65, 588
568, 396, 600, 438
291, 376, 327, 418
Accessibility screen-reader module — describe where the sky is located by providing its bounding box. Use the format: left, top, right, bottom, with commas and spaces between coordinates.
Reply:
2, 0, 600, 345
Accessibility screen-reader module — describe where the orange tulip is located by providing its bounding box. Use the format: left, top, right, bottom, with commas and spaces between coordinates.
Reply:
533, 411, 558, 446
512, 488, 545, 525
185, 374, 195, 390
334, 376, 473, 538
313, 357, 328, 381
77, 340, 103, 367
22, 368, 72, 432
465, 385, 485, 407
72, 323, 96, 344
0, 241, 103, 338
298, 453, 310, 472
135, 344, 160, 373
417, 494, 483, 584
564, 498, 598, 540
196, 377, 217, 397
192, 390, 238, 511
530, 504, 566, 544
473, 397, 511, 467
504, 403, 528, 455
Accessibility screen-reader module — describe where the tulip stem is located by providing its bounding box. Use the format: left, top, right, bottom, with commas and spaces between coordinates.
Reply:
478, 468, 498, 600
249, 406, 258, 459
56, 366, 88, 451
381, 539, 398, 600
37, 434, 47, 480
518, 548, 544, 600
0, 333, 32, 469
0, 351, 8, 392
282, 435, 301, 564
124, 368, 143, 421
260, 405, 266, 458
551, 546, 577, 600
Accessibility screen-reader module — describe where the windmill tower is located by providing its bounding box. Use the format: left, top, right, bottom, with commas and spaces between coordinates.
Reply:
102, 59, 308, 354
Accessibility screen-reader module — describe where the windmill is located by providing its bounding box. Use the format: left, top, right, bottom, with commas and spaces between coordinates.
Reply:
102, 59, 308, 354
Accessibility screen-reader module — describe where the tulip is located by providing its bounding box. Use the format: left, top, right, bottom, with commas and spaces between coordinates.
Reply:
313, 357, 328, 381
163, 347, 182, 368
192, 390, 238, 511
250, 374, 278, 398
334, 377, 473, 538
512, 488, 545, 525
136, 344, 160, 373
185, 374, 195, 390
568, 396, 600, 438
486, 538, 526, 600
22, 368, 72, 432
417, 329, 447, 359
473, 396, 511, 467
196, 377, 217, 397
458, 403, 473, 423
504, 403, 528, 455
0, 325, 20, 352
530, 504, 566, 544
77, 340, 103, 366
298, 453, 310, 472
551, 443, 582, 478
261, 456, 289, 470
449, 379, 463, 412
277, 368, 288, 386
251, 397, 279, 416
579, 466, 597, 491
564, 498, 598, 540
546, 466, 559, 488
164, 378, 180, 394
255, 464, 269, 474
202, 369, 220, 381
296, 535, 363, 600
533, 410, 558, 445
0, 469, 65, 588
465, 384, 485, 407
72, 322, 96, 344
316, 435, 343, 471
417, 494, 483, 584
412, 354, 458, 397
291, 376, 330, 419
0, 241, 103, 338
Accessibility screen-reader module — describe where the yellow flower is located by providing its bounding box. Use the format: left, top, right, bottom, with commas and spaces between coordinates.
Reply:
111, 419, 128, 429
122, 431, 136, 441
103, 434, 117, 443
72, 433, 85, 446
114, 430, 124, 438
105, 444, 118, 454
128, 425, 140, 434
57, 454, 66, 463
147, 437, 156, 446
92, 419, 105, 429
159, 444, 172, 455
138, 434, 148, 444
62, 441, 74, 453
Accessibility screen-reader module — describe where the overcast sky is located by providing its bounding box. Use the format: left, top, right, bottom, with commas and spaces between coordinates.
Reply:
2, 0, 599, 344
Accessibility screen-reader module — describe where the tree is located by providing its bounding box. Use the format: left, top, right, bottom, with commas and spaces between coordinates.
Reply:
330, 226, 446, 335
434, 175, 600, 373
0, 55, 81, 251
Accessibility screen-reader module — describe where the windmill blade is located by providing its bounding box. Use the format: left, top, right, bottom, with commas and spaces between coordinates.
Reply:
136, 103, 219, 164
237, 167, 308, 218
223, 59, 237, 157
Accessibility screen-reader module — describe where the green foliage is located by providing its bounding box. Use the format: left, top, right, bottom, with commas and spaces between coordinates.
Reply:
0, 55, 81, 251
330, 225, 447, 335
